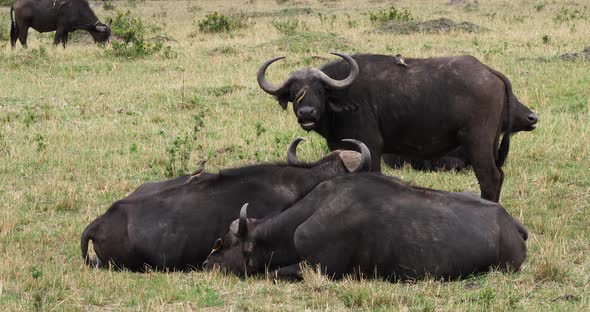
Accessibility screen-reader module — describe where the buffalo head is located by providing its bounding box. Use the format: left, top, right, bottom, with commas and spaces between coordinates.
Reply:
204, 138, 371, 275
508, 95, 538, 133
257, 53, 359, 131
89, 19, 112, 44
203, 203, 259, 275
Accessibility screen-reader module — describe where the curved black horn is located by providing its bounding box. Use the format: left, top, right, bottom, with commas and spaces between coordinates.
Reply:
287, 137, 306, 165
237, 203, 249, 238
257, 56, 291, 95
318, 52, 359, 90
342, 139, 372, 172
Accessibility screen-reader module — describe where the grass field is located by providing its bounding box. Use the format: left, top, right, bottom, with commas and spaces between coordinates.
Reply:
0, 0, 589, 310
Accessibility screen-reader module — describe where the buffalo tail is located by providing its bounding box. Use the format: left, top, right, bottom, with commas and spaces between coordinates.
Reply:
10, 6, 17, 47
81, 218, 99, 266
485, 65, 512, 168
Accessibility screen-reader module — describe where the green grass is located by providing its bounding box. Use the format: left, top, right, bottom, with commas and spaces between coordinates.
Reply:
1, 0, 589, 310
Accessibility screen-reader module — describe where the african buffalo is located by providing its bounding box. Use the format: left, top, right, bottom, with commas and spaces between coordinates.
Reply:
204, 174, 528, 281
80, 138, 371, 271
257, 53, 516, 202
383, 94, 538, 171
10, 0, 111, 48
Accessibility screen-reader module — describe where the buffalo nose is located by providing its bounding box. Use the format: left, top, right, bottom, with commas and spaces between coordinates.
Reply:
297, 106, 316, 118
202, 259, 208, 267
527, 113, 538, 123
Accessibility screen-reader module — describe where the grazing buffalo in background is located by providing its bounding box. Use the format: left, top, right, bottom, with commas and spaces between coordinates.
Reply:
204, 174, 528, 281
10, 0, 111, 48
383, 94, 538, 171
80, 138, 371, 271
257, 53, 516, 202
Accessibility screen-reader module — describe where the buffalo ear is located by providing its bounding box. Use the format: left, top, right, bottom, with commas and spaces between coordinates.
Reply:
276, 95, 289, 110
338, 150, 362, 172
212, 238, 223, 252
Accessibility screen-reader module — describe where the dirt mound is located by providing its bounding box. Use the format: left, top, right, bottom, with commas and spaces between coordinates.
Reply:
377, 18, 487, 34
560, 46, 590, 61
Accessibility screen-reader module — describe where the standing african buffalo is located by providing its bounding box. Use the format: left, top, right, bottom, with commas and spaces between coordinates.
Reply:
80, 138, 371, 271
10, 0, 111, 48
257, 53, 517, 202
383, 94, 538, 171
204, 174, 528, 281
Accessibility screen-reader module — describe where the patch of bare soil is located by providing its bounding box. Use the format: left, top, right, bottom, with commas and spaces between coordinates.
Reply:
376, 17, 488, 34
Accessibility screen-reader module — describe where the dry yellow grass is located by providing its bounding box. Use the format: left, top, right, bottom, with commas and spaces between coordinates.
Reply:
0, 0, 589, 310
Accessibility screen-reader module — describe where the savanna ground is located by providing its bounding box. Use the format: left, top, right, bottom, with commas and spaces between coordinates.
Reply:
0, 0, 589, 310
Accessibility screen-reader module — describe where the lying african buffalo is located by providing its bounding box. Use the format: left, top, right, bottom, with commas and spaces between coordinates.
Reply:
10, 0, 111, 48
383, 94, 538, 171
257, 53, 516, 202
204, 174, 528, 281
80, 138, 371, 271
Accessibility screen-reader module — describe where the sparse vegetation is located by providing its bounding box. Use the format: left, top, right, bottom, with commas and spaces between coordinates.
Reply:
0, 0, 589, 311
0, 13, 9, 41
109, 10, 168, 58
369, 6, 415, 24
197, 12, 252, 33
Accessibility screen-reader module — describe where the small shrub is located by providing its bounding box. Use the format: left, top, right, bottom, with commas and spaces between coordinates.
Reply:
553, 6, 587, 24
318, 13, 337, 26
34, 134, 46, 153
102, 0, 116, 11
369, 6, 415, 24
109, 10, 167, 58
165, 111, 206, 177
534, 2, 546, 12
271, 19, 301, 36
198, 12, 252, 33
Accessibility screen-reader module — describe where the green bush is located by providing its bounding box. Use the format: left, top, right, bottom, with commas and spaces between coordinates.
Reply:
0, 0, 13, 7
102, 0, 116, 11
271, 19, 301, 36
368, 6, 415, 24
198, 12, 251, 33
0, 13, 9, 41
109, 10, 167, 58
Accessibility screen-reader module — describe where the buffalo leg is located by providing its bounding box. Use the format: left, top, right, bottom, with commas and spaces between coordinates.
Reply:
62, 32, 69, 48
54, 27, 65, 46
18, 24, 29, 48
462, 138, 502, 202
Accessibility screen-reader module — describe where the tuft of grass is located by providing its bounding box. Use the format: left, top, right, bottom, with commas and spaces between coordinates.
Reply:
197, 12, 253, 33
109, 10, 168, 58
553, 6, 587, 24
102, 0, 116, 11
369, 6, 415, 24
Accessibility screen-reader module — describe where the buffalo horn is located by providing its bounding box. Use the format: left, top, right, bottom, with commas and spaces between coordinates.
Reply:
237, 203, 249, 238
257, 56, 290, 95
287, 137, 306, 165
96, 25, 108, 32
317, 53, 359, 90
341, 139, 371, 172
